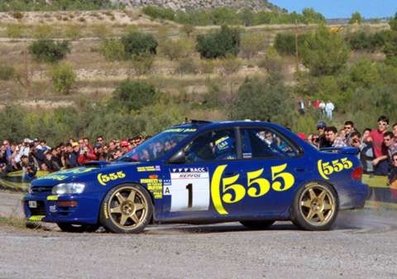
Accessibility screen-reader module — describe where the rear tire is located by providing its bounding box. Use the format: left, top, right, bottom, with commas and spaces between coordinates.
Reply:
240, 220, 275, 230
291, 182, 338, 231
57, 223, 99, 233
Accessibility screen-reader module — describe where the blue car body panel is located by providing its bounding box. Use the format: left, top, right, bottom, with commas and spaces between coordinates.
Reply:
23, 121, 369, 225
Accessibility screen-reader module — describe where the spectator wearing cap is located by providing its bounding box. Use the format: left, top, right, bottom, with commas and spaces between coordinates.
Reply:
14, 138, 32, 165
316, 121, 328, 148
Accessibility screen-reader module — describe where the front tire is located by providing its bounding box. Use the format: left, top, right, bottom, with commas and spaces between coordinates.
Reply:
100, 184, 153, 233
291, 182, 338, 231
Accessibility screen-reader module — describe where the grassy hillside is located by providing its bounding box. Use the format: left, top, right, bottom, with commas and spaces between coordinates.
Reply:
0, 8, 394, 143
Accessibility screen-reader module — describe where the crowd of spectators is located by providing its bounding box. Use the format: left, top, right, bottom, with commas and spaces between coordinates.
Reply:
302, 115, 397, 199
0, 135, 146, 180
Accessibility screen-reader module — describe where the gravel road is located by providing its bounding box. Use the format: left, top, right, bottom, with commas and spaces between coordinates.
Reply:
0, 190, 396, 279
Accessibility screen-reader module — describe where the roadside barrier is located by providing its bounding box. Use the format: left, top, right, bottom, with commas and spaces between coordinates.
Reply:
363, 174, 397, 209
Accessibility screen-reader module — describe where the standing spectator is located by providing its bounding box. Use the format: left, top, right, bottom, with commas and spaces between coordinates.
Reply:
325, 101, 335, 120
298, 99, 305, 115
392, 123, 397, 141
343, 121, 356, 144
370, 115, 389, 175
325, 126, 347, 148
319, 100, 325, 116
316, 121, 328, 148
20, 155, 37, 182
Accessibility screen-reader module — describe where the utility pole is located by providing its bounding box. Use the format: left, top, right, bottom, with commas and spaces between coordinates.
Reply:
294, 19, 299, 73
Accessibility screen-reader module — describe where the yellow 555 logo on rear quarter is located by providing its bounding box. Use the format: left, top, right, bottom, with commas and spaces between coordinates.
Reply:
211, 163, 295, 215
317, 157, 353, 180
97, 171, 126, 186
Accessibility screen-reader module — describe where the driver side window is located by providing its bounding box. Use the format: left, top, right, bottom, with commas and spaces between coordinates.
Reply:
184, 129, 236, 163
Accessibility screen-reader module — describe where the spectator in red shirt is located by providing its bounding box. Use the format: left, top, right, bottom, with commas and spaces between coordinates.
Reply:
370, 115, 389, 175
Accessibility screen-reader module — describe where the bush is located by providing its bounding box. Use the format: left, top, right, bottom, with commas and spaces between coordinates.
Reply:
196, 25, 240, 59
112, 80, 158, 111
160, 39, 193, 61
29, 39, 71, 63
121, 31, 158, 58
142, 6, 175, 21
175, 58, 197, 75
100, 39, 125, 61
0, 65, 15, 81
50, 63, 76, 94
240, 32, 264, 59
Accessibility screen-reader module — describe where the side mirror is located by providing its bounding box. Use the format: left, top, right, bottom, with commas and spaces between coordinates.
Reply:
168, 150, 186, 164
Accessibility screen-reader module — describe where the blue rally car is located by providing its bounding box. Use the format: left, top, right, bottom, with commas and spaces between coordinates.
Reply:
24, 120, 369, 233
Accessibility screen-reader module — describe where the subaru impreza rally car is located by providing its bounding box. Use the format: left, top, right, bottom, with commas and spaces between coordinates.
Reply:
24, 120, 368, 233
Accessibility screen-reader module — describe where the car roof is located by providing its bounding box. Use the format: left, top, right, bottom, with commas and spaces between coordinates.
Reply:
172, 119, 287, 132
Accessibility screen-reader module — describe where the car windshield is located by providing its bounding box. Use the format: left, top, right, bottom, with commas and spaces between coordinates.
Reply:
117, 127, 197, 162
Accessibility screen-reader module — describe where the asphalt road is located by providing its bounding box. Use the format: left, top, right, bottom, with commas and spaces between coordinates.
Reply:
0, 190, 396, 279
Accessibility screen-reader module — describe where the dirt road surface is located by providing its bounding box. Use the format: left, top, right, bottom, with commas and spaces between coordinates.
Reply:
0, 190, 396, 279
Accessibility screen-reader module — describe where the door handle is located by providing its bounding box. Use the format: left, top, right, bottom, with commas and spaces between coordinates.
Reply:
294, 168, 305, 172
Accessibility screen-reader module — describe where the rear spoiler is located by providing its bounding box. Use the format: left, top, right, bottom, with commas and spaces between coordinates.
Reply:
319, 147, 359, 155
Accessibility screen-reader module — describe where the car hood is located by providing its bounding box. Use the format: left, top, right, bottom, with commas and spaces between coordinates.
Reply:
31, 161, 142, 187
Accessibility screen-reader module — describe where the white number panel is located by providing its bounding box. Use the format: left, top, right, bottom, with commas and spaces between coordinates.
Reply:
164, 167, 210, 212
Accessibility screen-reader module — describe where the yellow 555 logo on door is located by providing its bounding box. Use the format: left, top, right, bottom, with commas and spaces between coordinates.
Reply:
211, 163, 295, 215
317, 157, 353, 180
97, 171, 126, 186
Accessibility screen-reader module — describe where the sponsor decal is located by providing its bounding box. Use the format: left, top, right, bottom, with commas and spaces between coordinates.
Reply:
97, 171, 126, 186
317, 157, 353, 180
137, 166, 161, 172
140, 178, 163, 199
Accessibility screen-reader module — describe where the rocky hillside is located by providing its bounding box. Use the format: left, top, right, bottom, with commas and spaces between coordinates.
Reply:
110, 0, 273, 11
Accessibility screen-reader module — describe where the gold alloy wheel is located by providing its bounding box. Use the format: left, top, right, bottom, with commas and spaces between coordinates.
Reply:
299, 183, 336, 226
107, 186, 148, 230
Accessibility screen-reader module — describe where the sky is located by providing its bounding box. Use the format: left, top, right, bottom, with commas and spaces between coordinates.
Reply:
269, 0, 397, 19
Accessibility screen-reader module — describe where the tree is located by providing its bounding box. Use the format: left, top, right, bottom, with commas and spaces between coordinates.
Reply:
300, 25, 349, 76
29, 39, 70, 63
50, 63, 76, 94
349, 12, 363, 24
121, 31, 158, 58
196, 25, 240, 59
388, 12, 397, 31
112, 81, 158, 111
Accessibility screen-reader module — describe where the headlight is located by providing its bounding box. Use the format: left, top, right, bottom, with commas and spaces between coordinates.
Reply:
51, 183, 86, 195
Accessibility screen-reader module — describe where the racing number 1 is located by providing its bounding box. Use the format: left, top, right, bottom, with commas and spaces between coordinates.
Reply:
186, 183, 193, 208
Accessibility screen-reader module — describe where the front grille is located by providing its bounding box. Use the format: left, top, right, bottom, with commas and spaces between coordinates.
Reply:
31, 186, 53, 194
29, 201, 46, 215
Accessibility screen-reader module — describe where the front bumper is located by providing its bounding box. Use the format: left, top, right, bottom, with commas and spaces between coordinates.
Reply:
23, 193, 101, 224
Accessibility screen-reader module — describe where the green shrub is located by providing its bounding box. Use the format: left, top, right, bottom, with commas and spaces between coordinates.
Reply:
29, 39, 71, 63
0, 65, 16, 81
112, 80, 158, 111
196, 25, 240, 59
142, 6, 175, 21
121, 31, 158, 58
50, 63, 76, 94
240, 32, 264, 59
160, 39, 193, 61
100, 38, 125, 61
